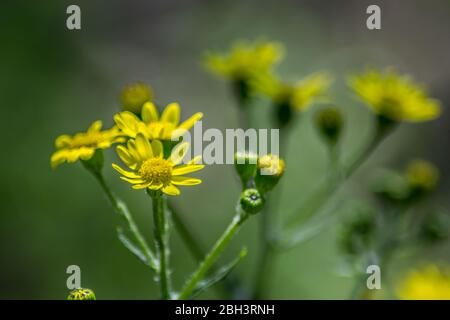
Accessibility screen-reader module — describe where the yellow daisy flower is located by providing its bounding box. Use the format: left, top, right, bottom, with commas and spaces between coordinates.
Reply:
112, 133, 204, 196
397, 265, 450, 300
349, 69, 441, 122
205, 40, 284, 81
114, 102, 203, 140
252, 72, 331, 111
51, 120, 124, 169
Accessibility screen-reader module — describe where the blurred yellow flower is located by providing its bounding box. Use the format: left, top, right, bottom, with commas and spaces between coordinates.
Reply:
120, 82, 153, 113
51, 120, 124, 169
112, 133, 204, 196
349, 69, 441, 122
255, 154, 285, 193
253, 73, 331, 111
397, 265, 450, 300
258, 154, 285, 177
205, 40, 284, 81
405, 159, 439, 192
114, 102, 203, 140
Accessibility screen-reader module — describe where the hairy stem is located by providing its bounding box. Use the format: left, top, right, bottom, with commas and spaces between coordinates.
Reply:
149, 191, 171, 299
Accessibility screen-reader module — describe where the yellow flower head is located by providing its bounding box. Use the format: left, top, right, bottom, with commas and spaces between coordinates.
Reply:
397, 265, 450, 300
253, 72, 331, 111
257, 154, 285, 177
51, 120, 124, 169
114, 102, 203, 140
349, 69, 441, 122
205, 40, 284, 81
112, 133, 204, 196
120, 82, 153, 113
405, 159, 439, 192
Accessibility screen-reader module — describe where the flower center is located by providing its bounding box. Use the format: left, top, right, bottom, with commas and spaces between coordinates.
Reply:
138, 158, 173, 185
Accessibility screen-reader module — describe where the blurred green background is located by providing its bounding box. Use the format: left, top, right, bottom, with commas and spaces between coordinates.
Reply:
1, 0, 449, 299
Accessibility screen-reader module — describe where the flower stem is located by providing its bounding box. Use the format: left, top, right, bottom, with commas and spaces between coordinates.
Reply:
177, 211, 248, 300
285, 125, 391, 229
89, 170, 157, 271
149, 191, 171, 300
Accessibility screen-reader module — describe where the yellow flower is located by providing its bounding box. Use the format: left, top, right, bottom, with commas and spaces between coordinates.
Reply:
257, 154, 285, 177
405, 159, 439, 192
205, 40, 284, 81
397, 265, 450, 300
255, 154, 285, 193
349, 69, 441, 122
51, 120, 124, 169
252, 72, 331, 111
112, 133, 204, 196
114, 102, 203, 140
120, 82, 153, 113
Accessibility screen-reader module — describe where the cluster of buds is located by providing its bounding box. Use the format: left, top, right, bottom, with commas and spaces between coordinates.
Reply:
234, 152, 285, 215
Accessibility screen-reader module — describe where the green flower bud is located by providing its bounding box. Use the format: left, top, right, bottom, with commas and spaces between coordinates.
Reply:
240, 188, 265, 215
254, 154, 285, 193
420, 209, 449, 244
315, 107, 343, 145
120, 82, 153, 114
339, 209, 376, 256
67, 288, 96, 300
405, 159, 439, 195
234, 151, 258, 187
371, 169, 410, 203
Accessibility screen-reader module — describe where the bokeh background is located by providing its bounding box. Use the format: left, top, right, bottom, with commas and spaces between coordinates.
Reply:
1, 0, 449, 299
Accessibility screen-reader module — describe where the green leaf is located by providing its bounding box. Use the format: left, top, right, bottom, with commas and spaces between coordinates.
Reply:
189, 247, 247, 299
117, 227, 150, 267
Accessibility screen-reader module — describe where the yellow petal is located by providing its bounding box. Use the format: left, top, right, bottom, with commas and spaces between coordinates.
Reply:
188, 155, 202, 165
172, 164, 204, 176
120, 176, 146, 184
170, 142, 189, 165
171, 176, 202, 186
55, 135, 72, 148
116, 145, 135, 167
78, 147, 95, 160
147, 182, 163, 190
112, 163, 140, 178
135, 133, 152, 159
161, 102, 180, 125
178, 112, 203, 131
141, 101, 159, 123
127, 139, 142, 163
132, 182, 152, 189
162, 184, 180, 196
151, 140, 163, 158
88, 120, 103, 133
50, 150, 67, 169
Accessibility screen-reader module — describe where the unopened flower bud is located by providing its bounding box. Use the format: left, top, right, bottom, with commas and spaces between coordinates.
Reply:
234, 151, 258, 187
240, 188, 265, 215
67, 288, 96, 300
120, 82, 153, 114
315, 107, 343, 145
405, 159, 439, 195
255, 154, 285, 193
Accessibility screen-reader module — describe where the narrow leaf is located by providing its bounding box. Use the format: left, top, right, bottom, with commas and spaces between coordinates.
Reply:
117, 227, 149, 266
190, 247, 247, 299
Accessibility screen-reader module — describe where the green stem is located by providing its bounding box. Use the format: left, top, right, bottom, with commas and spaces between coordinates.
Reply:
177, 212, 248, 300
149, 191, 171, 299
284, 126, 390, 229
89, 170, 157, 270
